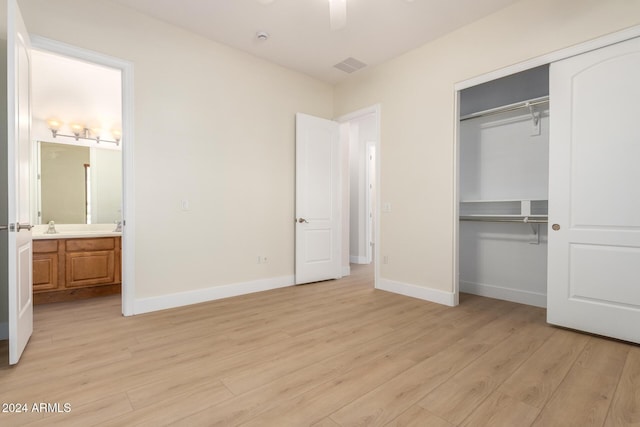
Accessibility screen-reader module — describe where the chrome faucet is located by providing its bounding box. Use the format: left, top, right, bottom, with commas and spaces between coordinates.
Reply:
114, 220, 122, 232
45, 220, 58, 234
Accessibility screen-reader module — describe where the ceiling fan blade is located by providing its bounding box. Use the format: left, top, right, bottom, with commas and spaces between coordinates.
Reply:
329, 0, 347, 30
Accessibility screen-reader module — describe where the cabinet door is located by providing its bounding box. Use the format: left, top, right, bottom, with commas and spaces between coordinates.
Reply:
548, 36, 640, 343
32, 240, 60, 292
33, 253, 59, 291
66, 250, 116, 288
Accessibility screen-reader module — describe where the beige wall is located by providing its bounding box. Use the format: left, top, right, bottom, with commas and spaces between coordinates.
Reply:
19, 0, 333, 298
16, 0, 640, 308
333, 0, 640, 293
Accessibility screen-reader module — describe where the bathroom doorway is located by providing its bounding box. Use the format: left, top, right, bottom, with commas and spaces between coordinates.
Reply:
30, 37, 134, 315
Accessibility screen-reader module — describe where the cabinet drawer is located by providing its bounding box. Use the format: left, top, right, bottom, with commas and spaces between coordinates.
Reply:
66, 238, 115, 252
33, 240, 58, 253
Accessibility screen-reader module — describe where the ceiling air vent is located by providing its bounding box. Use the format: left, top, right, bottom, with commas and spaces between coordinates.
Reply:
334, 57, 367, 73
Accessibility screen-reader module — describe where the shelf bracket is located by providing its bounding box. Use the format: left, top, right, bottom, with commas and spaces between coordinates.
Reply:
529, 223, 540, 245
527, 102, 541, 136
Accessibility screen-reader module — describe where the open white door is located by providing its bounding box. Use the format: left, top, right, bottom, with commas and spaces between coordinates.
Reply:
6, 0, 33, 364
547, 36, 640, 344
295, 113, 341, 285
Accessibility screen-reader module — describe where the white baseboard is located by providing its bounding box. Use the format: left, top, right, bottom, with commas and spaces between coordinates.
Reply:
460, 280, 546, 308
0, 322, 8, 340
377, 278, 456, 307
350, 255, 369, 264
133, 275, 295, 315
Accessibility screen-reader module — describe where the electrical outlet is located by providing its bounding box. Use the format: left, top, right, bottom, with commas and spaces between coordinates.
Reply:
257, 256, 268, 264
383, 255, 389, 264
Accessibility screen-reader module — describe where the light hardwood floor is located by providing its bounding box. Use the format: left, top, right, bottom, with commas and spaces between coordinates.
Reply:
1, 264, 638, 426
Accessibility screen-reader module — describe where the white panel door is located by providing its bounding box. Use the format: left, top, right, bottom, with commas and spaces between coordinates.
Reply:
7, 0, 33, 364
548, 36, 640, 343
295, 113, 341, 285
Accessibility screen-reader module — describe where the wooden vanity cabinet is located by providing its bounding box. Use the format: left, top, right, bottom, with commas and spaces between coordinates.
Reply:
32, 236, 121, 304
33, 240, 61, 292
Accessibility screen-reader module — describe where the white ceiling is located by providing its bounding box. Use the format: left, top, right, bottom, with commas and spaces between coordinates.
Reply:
30, 0, 520, 128
111, 0, 522, 84
31, 50, 122, 132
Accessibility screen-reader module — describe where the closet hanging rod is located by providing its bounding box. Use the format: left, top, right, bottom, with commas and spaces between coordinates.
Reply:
460, 216, 548, 224
460, 96, 549, 121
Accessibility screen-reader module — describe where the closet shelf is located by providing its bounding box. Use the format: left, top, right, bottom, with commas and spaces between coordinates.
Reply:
459, 199, 548, 217
460, 96, 549, 121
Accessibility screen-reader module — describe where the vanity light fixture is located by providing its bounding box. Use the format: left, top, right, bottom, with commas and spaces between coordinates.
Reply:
46, 119, 62, 137
111, 129, 122, 144
46, 119, 121, 146
70, 123, 85, 140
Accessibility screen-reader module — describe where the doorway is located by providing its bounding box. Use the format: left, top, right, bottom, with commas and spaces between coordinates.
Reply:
30, 36, 135, 316
338, 105, 380, 283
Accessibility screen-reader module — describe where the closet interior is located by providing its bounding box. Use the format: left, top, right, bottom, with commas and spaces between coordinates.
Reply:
458, 65, 550, 308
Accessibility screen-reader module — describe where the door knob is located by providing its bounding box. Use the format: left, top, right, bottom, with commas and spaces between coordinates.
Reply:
552, 224, 560, 231
8, 223, 32, 232
298, 218, 309, 224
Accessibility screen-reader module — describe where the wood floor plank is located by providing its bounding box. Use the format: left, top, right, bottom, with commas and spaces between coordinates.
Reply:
417, 319, 553, 425
329, 305, 543, 427
384, 405, 455, 427
97, 380, 233, 426
221, 321, 397, 394
238, 354, 416, 427
28, 393, 133, 427
459, 391, 540, 427
174, 313, 442, 425
0, 406, 45, 426
532, 338, 630, 427
498, 328, 589, 409
604, 347, 640, 427
1, 264, 638, 427
312, 417, 342, 427
168, 360, 341, 426
387, 300, 514, 363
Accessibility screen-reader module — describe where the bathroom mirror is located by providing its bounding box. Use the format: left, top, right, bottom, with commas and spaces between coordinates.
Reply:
37, 141, 122, 225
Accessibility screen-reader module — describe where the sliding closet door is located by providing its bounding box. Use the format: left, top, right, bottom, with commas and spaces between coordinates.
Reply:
547, 37, 640, 343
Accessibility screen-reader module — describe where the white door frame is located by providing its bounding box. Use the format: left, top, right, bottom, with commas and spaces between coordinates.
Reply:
365, 141, 375, 264
337, 104, 381, 285
30, 36, 136, 316
453, 25, 640, 305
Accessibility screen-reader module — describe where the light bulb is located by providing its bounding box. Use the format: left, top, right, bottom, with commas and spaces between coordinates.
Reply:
46, 119, 62, 131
